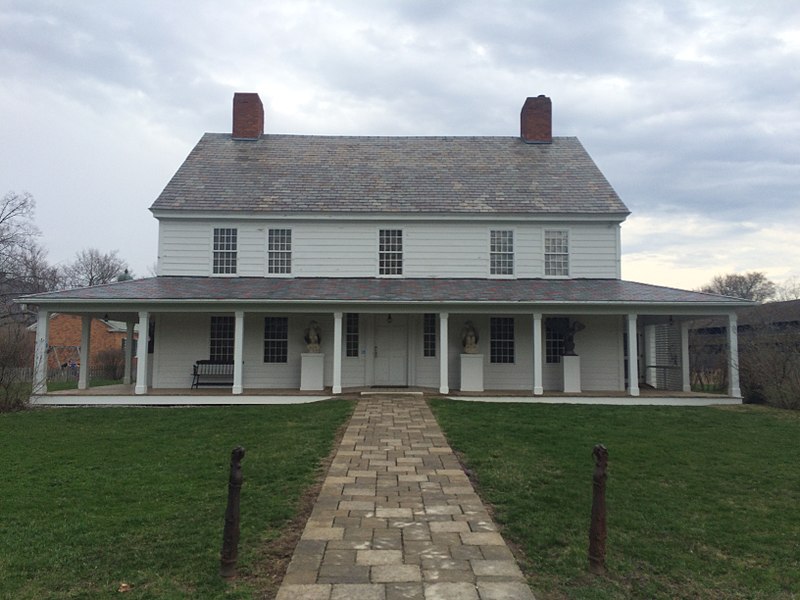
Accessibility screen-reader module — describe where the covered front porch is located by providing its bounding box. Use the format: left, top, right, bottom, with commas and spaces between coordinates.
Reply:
32, 383, 741, 406
21, 276, 750, 403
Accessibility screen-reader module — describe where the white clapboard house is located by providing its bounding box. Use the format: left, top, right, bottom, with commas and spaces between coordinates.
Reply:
22, 93, 748, 399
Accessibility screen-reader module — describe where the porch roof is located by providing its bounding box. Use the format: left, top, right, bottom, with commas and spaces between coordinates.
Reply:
21, 276, 750, 309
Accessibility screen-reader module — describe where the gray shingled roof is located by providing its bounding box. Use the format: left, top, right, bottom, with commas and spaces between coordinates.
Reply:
22, 277, 747, 307
150, 134, 629, 215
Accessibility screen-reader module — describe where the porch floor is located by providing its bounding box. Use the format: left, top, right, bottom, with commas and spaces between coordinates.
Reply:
32, 385, 741, 406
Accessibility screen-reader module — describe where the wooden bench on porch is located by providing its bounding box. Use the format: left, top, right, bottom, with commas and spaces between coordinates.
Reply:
191, 360, 234, 388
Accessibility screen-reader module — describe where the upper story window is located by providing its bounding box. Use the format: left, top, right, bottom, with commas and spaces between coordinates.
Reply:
545, 230, 569, 276
268, 228, 292, 274
423, 313, 436, 357
379, 229, 403, 275
490, 230, 514, 275
345, 313, 359, 358
213, 228, 237, 274
490, 317, 515, 364
210, 316, 234, 362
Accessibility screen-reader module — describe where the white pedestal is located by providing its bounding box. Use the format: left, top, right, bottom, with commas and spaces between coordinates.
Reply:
301, 353, 324, 391
563, 355, 581, 393
460, 354, 484, 392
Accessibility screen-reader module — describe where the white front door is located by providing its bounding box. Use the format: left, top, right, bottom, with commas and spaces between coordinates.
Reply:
374, 314, 408, 386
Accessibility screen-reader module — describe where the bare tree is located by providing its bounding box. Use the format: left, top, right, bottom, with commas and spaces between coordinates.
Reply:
0, 191, 38, 276
698, 272, 776, 303
774, 276, 800, 302
0, 192, 62, 324
63, 248, 130, 288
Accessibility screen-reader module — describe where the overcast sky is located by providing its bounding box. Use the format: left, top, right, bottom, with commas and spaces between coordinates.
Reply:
1, 1, 798, 290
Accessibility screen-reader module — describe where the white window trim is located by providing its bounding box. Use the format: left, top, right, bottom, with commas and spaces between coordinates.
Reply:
211, 226, 238, 277
543, 228, 570, 278
489, 316, 516, 364
376, 228, 404, 278
488, 228, 516, 278
267, 227, 293, 277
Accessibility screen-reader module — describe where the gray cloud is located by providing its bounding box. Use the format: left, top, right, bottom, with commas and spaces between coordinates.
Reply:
1, 0, 798, 287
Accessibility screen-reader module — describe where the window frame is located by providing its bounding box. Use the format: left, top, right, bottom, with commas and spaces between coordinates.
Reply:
423, 313, 437, 358
378, 229, 403, 276
544, 229, 569, 277
268, 228, 292, 275
210, 316, 235, 363
545, 317, 568, 364
489, 229, 514, 276
490, 317, 515, 364
212, 227, 238, 275
345, 313, 359, 358
263, 316, 288, 363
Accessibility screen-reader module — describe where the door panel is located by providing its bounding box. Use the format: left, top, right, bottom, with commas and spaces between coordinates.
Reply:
374, 315, 408, 386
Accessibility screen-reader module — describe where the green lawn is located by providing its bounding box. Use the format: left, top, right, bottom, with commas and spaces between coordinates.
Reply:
429, 400, 800, 600
0, 401, 353, 599
47, 378, 123, 391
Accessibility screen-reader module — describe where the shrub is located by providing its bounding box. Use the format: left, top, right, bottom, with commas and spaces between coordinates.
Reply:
739, 322, 800, 409
0, 324, 33, 411
93, 348, 125, 380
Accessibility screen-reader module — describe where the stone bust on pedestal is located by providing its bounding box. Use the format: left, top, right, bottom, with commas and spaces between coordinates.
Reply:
461, 321, 479, 354
304, 321, 321, 353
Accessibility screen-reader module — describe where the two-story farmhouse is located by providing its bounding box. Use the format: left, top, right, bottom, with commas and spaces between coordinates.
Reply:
22, 93, 749, 400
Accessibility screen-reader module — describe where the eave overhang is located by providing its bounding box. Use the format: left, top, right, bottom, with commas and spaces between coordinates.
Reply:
17, 277, 752, 317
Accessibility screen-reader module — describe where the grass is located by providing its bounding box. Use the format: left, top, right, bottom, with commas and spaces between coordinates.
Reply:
0, 401, 353, 599
47, 378, 122, 391
429, 400, 800, 600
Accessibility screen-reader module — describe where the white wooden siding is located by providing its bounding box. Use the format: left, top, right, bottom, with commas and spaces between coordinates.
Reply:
157, 221, 212, 276
568, 224, 619, 278
152, 313, 209, 388
542, 315, 623, 391
150, 310, 624, 391
157, 218, 621, 278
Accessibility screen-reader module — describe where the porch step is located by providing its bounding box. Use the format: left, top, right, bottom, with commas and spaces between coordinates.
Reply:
360, 389, 424, 397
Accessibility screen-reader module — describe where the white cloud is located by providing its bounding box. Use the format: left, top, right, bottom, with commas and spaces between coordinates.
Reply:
0, 0, 798, 282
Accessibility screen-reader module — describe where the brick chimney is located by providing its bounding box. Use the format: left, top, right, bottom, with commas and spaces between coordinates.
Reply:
520, 95, 552, 143
232, 92, 264, 140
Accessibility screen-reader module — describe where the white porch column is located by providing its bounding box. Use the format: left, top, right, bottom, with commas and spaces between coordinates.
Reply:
32, 309, 50, 395
135, 311, 149, 395
532, 313, 543, 395
232, 311, 245, 395
439, 312, 449, 394
643, 324, 657, 387
680, 320, 691, 392
627, 314, 640, 397
123, 322, 134, 384
727, 313, 741, 398
332, 312, 343, 394
78, 316, 91, 390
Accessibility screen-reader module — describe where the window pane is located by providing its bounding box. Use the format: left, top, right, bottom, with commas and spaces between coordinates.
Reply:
210, 316, 235, 362
379, 229, 403, 275
213, 228, 237, 274
423, 313, 436, 357
545, 230, 569, 276
264, 316, 288, 363
546, 317, 568, 363
490, 230, 514, 275
490, 317, 515, 363
346, 313, 359, 358
268, 228, 292, 274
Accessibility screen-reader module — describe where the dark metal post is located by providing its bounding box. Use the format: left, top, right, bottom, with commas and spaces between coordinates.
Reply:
220, 446, 245, 579
589, 443, 608, 575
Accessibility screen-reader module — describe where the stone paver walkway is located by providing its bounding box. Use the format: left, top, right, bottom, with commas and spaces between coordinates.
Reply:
276, 396, 535, 600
